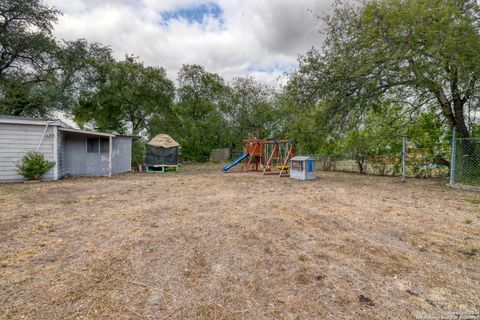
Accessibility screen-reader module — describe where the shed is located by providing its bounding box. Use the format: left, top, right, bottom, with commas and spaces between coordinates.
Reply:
0, 115, 136, 182
146, 134, 179, 170
290, 156, 317, 180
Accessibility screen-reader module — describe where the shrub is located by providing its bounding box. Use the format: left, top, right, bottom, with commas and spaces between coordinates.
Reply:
16, 151, 55, 181
132, 140, 146, 168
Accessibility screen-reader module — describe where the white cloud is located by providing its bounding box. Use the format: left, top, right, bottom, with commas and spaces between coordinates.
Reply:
46, 0, 333, 87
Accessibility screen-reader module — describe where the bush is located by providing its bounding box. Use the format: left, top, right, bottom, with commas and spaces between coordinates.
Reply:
16, 151, 55, 181
132, 140, 146, 168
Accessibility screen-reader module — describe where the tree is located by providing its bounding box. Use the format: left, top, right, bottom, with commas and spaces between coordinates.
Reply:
74, 56, 175, 135
0, 1, 111, 117
293, 0, 480, 139
0, 0, 59, 78
150, 64, 230, 161
0, 39, 113, 116
0, 0, 60, 116
227, 77, 277, 144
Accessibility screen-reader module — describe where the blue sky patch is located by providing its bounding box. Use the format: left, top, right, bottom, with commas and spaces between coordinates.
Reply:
247, 63, 297, 74
161, 3, 223, 25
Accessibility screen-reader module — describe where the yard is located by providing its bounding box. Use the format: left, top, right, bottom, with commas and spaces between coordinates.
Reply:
0, 164, 479, 319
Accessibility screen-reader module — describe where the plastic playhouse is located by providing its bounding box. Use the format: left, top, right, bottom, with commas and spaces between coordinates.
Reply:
290, 156, 316, 180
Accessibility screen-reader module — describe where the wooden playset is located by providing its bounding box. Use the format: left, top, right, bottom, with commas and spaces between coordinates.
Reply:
221, 138, 296, 177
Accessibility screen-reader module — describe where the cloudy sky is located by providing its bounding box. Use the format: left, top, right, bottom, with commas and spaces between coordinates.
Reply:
45, 0, 333, 86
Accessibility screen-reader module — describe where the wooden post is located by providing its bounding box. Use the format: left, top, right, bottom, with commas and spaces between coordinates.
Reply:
449, 127, 457, 186
401, 135, 407, 183
263, 144, 277, 176
53, 125, 58, 180
279, 144, 293, 177
108, 136, 112, 177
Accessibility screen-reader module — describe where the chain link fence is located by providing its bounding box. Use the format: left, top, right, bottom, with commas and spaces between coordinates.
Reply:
310, 136, 450, 181
450, 134, 480, 188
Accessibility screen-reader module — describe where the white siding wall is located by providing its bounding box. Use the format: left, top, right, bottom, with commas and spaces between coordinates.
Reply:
64, 134, 110, 176
112, 137, 132, 174
63, 134, 132, 176
0, 123, 55, 181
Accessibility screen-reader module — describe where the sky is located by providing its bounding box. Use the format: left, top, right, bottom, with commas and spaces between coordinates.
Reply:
45, 0, 333, 87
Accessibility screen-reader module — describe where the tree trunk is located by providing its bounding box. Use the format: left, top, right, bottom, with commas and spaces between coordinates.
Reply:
434, 88, 470, 139
356, 156, 366, 174
453, 97, 469, 139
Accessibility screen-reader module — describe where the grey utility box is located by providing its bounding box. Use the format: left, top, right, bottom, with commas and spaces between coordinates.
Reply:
290, 156, 317, 180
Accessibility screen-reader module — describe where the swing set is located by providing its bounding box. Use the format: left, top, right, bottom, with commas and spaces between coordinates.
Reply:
241, 138, 296, 177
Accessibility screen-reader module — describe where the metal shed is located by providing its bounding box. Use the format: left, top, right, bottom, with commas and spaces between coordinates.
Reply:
0, 115, 136, 182
290, 156, 317, 180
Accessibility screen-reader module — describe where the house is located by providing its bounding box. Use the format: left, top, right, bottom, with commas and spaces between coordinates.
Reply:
0, 115, 136, 182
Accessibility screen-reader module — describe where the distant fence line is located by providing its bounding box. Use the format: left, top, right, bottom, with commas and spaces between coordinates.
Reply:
307, 136, 451, 181
225, 132, 480, 188
311, 152, 449, 180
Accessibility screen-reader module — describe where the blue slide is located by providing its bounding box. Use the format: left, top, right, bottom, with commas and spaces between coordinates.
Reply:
221, 152, 248, 172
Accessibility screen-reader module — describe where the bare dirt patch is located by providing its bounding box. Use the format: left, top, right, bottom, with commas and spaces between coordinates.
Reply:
0, 164, 479, 319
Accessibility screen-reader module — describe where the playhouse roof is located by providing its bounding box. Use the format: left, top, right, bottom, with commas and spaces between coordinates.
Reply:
148, 134, 179, 148
291, 156, 314, 161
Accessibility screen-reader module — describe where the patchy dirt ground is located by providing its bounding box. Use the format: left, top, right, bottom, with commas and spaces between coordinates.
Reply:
0, 164, 479, 320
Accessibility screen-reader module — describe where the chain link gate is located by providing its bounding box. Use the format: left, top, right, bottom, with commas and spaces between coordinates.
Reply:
450, 128, 480, 188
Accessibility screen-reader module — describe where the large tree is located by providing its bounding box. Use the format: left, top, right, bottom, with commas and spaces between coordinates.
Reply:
74, 56, 175, 135
0, 0, 59, 116
150, 64, 230, 161
0, 39, 112, 116
0, 0, 59, 78
226, 77, 277, 143
292, 0, 480, 138
0, 0, 109, 117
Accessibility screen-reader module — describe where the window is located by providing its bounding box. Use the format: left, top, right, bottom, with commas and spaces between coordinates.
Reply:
87, 138, 110, 153
292, 160, 303, 171
87, 138, 99, 153
100, 138, 109, 153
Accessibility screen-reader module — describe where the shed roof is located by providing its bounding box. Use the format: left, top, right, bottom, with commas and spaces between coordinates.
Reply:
148, 134, 179, 148
0, 114, 69, 127
0, 114, 139, 139
291, 156, 315, 161
59, 127, 115, 137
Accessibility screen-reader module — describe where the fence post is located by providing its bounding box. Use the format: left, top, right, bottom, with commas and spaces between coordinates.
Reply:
449, 127, 457, 186
401, 135, 407, 183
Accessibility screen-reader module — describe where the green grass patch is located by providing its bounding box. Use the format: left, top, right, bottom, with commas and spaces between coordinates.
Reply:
61, 199, 79, 205
4, 187, 27, 194
467, 248, 480, 257
464, 220, 473, 225
468, 199, 480, 205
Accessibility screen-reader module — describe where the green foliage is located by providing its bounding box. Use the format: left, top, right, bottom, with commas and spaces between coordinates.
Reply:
16, 151, 55, 180
0, 1, 112, 117
0, 0, 59, 78
292, 0, 480, 139
0, 0, 60, 116
74, 55, 175, 135
227, 77, 277, 145
150, 64, 231, 162
132, 140, 146, 168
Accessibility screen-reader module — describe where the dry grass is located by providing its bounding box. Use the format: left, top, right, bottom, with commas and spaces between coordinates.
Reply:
0, 163, 479, 319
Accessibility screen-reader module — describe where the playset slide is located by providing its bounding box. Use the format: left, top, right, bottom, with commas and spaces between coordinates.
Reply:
221, 152, 248, 172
